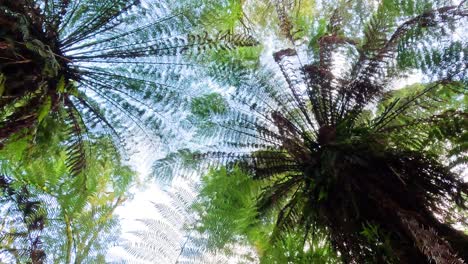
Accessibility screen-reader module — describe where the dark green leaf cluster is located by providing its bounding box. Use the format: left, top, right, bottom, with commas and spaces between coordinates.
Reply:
193, 166, 339, 263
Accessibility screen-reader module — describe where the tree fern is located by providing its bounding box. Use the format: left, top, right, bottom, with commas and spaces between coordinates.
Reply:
0, 0, 258, 178
173, 0, 468, 262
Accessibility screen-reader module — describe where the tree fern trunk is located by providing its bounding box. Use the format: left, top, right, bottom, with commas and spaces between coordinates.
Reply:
399, 211, 465, 264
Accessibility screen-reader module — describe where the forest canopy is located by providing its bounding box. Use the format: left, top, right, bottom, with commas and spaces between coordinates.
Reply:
0, 0, 467, 263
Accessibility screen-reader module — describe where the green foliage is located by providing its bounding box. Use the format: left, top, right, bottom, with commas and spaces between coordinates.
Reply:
260, 230, 338, 264
0, 0, 258, 154
191, 93, 229, 119
24, 39, 60, 77
0, 116, 135, 263
198, 0, 246, 33
188, 92, 233, 140
193, 166, 339, 263
289, 0, 317, 40
308, 18, 328, 52
244, 0, 317, 40
359, 222, 397, 263
37, 96, 52, 123
194, 167, 260, 248
205, 45, 263, 70
376, 82, 467, 166
151, 148, 202, 183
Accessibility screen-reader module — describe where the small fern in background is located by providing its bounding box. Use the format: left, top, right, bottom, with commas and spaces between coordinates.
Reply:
114, 173, 257, 263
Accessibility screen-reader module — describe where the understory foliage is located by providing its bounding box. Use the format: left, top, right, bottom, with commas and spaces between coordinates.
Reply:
193, 166, 339, 263
0, 115, 135, 263
183, 0, 468, 263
